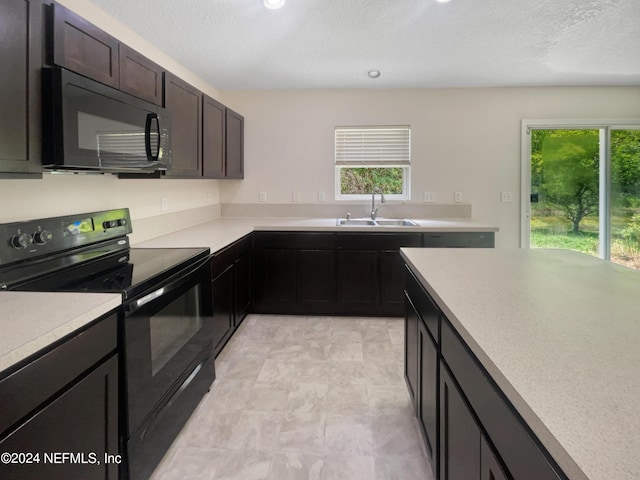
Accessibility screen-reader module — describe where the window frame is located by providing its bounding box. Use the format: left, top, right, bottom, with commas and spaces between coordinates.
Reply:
334, 125, 411, 201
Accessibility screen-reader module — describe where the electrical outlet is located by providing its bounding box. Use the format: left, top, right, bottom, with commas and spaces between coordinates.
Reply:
293, 191, 301, 202
454, 192, 463, 203
318, 191, 326, 202
423, 192, 435, 203
161, 196, 168, 211
207, 193, 215, 204
501, 191, 513, 203
259, 192, 267, 202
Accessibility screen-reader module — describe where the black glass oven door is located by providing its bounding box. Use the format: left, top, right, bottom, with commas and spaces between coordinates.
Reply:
124, 260, 212, 436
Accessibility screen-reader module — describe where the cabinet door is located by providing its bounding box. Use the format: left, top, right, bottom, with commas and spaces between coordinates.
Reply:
119, 43, 164, 105
254, 249, 297, 313
51, 3, 119, 88
234, 251, 252, 326
440, 364, 480, 480
419, 319, 438, 461
380, 250, 406, 315
202, 95, 226, 178
404, 294, 419, 406
336, 250, 377, 312
481, 436, 509, 480
0, 356, 119, 480
212, 266, 234, 357
225, 108, 244, 179
297, 250, 335, 313
0, 0, 43, 176
164, 73, 202, 177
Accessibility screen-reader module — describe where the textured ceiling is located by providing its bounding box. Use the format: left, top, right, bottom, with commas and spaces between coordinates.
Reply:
88, 0, 640, 90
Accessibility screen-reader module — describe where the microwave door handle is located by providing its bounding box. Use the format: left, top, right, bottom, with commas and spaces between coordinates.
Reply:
145, 113, 159, 162
154, 116, 162, 159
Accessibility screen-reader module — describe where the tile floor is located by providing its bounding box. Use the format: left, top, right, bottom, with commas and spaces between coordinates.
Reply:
150, 314, 434, 480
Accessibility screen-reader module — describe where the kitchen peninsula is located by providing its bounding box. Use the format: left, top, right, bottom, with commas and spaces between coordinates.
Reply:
401, 248, 640, 480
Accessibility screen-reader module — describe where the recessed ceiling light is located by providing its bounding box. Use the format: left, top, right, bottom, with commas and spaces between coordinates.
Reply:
437, 0, 452, 3
367, 70, 381, 79
263, 0, 286, 9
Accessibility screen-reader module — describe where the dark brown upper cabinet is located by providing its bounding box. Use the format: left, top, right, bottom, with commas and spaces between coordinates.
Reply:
49, 3, 164, 106
202, 94, 226, 178
164, 73, 203, 178
202, 96, 245, 179
0, 0, 44, 177
119, 43, 164, 106
225, 108, 244, 179
51, 2, 119, 88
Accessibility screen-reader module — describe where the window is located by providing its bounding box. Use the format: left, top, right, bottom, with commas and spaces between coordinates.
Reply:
335, 125, 411, 200
522, 119, 640, 270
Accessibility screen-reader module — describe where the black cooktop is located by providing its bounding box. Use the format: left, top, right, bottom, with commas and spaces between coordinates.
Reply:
1, 244, 210, 300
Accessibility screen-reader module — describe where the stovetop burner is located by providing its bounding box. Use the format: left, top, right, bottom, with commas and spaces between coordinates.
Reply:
0, 209, 210, 298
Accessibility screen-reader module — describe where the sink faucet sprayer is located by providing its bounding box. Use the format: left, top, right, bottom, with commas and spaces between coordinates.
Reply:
371, 188, 386, 220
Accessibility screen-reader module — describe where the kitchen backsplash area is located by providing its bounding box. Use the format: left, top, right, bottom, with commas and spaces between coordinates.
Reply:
220, 202, 472, 219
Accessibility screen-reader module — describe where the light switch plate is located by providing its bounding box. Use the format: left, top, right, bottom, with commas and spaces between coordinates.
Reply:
293, 191, 300, 202
161, 196, 168, 211
259, 192, 267, 202
318, 191, 326, 202
423, 192, 435, 203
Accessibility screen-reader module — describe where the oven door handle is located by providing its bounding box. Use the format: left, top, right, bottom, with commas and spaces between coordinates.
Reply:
126, 256, 210, 313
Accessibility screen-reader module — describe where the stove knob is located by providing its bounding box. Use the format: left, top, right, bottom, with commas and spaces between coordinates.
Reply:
33, 230, 53, 245
10, 233, 33, 249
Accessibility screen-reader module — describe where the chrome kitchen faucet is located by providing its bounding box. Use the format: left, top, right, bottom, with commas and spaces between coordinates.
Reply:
371, 188, 386, 220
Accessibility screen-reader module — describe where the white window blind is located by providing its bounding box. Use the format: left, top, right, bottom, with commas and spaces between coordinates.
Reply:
335, 126, 411, 166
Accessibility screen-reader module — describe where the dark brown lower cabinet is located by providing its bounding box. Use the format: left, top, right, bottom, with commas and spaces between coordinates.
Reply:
212, 265, 234, 356
234, 251, 252, 325
481, 436, 508, 480
297, 250, 335, 310
404, 293, 419, 404
336, 250, 377, 311
0, 313, 120, 480
210, 235, 253, 356
254, 249, 297, 310
253, 233, 336, 314
439, 368, 509, 480
405, 262, 566, 480
252, 231, 492, 316
418, 317, 438, 460
440, 363, 480, 480
0, 356, 119, 480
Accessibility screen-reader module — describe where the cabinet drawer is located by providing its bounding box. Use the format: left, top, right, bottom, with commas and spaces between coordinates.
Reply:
337, 233, 422, 250
441, 319, 563, 480
211, 234, 252, 274
0, 312, 118, 435
405, 266, 439, 342
423, 232, 494, 248
254, 232, 335, 250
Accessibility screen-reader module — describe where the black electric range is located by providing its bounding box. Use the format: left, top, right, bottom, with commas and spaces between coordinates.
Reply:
0, 209, 215, 480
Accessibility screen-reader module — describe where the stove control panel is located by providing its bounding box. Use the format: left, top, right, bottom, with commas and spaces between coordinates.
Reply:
0, 209, 132, 266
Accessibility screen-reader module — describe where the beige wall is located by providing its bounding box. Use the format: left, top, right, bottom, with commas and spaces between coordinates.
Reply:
220, 87, 640, 247
0, 0, 222, 227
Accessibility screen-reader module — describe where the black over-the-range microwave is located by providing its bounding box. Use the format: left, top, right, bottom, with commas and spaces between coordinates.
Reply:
42, 67, 171, 173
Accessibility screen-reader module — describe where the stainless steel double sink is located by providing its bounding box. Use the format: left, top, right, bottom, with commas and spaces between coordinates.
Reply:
336, 218, 419, 227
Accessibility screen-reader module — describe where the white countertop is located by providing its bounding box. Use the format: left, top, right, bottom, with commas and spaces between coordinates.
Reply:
0, 292, 121, 373
135, 216, 498, 250
400, 248, 640, 480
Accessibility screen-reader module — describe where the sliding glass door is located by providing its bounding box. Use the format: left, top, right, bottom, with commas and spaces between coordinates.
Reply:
611, 129, 640, 269
523, 121, 640, 270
